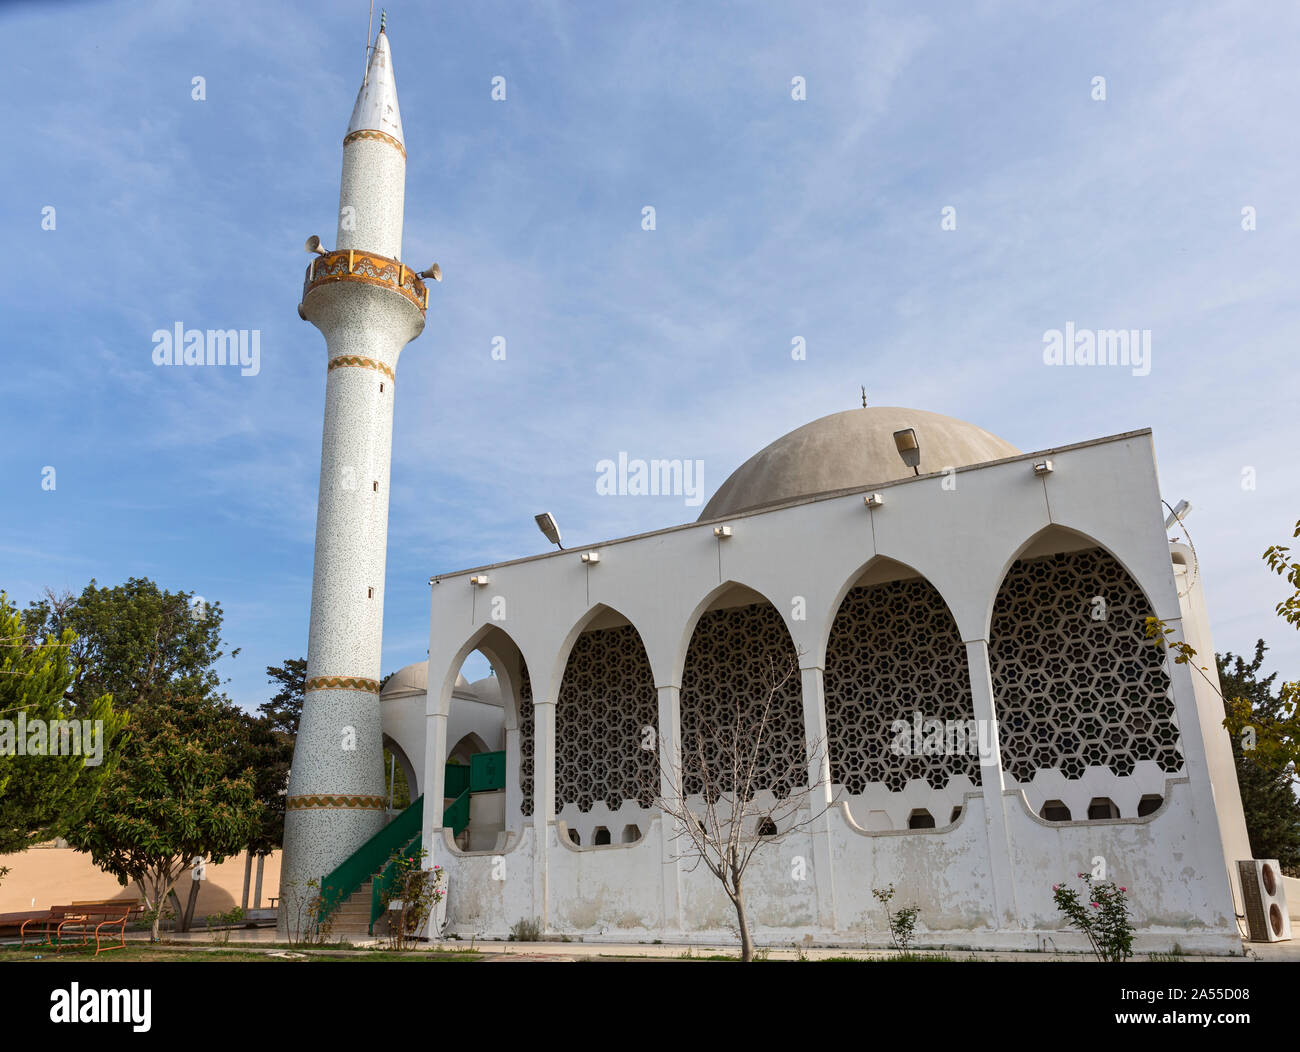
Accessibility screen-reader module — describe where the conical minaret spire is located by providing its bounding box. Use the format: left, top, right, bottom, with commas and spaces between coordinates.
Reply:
348, 24, 404, 145
280, 23, 432, 935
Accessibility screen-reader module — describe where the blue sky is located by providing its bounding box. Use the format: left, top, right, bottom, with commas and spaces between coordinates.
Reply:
2, 0, 1298, 710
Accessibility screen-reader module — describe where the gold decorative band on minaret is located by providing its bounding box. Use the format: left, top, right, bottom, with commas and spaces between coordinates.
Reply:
305, 676, 382, 694
302, 249, 428, 314
343, 128, 406, 160
327, 355, 395, 381
286, 794, 388, 812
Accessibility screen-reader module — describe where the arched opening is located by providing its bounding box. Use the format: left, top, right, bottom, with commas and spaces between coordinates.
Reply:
1040, 800, 1071, 822
756, 817, 778, 838
907, 809, 936, 830
679, 585, 805, 805
824, 558, 979, 832
554, 607, 657, 848
448, 731, 489, 767
621, 824, 642, 844
441, 631, 523, 852
989, 531, 1183, 816
380, 735, 418, 812
592, 826, 611, 846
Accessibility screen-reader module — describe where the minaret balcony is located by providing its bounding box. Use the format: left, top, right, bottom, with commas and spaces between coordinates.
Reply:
301, 249, 428, 315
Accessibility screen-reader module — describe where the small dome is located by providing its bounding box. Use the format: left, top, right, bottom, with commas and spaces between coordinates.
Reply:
380, 660, 457, 699
699, 407, 1020, 520
466, 675, 504, 708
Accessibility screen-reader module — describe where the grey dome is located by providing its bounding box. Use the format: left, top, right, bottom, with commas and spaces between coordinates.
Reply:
699, 407, 1020, 520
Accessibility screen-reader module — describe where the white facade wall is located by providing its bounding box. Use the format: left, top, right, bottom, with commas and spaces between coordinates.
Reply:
402, 430, 1247, 952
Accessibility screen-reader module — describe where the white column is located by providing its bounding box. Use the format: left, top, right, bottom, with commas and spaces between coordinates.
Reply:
799, 665, 838, 930
965, 639, 1019, 929
656, 684, 684, 934
532, 695, 556, 931
422, 704, 449, 853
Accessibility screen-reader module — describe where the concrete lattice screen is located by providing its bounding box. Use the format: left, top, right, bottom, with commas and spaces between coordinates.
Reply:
679, 602, 806, 799
516, 548, 1184, 830
824, 577, 982, 794
989, 547, 1183, 785
555, 624, 658, 812
518, 665, 534, 817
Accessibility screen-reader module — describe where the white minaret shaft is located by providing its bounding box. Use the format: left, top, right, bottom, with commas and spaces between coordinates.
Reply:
280, 25, 428, 932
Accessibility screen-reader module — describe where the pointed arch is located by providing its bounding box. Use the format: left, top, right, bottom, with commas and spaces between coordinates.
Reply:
440, 622, 534, 819
381, 733, 419, 804
553, 604, 658, 833
673, 579, 799, 687
986, 524, 1183, 790
448, 731, 490, 766
678, 584, 805, 799
823, 557, 981, 815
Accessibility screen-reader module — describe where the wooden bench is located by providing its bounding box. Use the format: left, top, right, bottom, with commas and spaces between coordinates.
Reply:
20, 901, 143, 956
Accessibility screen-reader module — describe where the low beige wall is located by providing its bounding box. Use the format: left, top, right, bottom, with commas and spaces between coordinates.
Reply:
0, 846, 281, 916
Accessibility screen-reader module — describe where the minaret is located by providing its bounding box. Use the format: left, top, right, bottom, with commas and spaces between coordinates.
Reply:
280, 22, 431, 931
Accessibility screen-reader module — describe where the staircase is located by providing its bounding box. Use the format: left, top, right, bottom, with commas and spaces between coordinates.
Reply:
326, 880, 390, 939
315, 752, 508, 939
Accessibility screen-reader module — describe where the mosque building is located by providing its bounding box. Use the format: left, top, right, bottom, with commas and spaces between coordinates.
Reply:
280, 23, 1285, 952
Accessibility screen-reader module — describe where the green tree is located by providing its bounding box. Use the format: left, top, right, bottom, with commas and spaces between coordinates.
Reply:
259, 657, 305, 737
66, 692, 262, 940
22, 579, 236, 714
1219, 642, 1300, 871
239, 659, 305, 854
0, 593, 128, 880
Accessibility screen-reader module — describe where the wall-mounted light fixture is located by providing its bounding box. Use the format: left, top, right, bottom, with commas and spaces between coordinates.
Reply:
1164, 499, 1192, 529
893, 428, 921, 475
713, 525, 733, 539
1032, 459, 1054, 476
469, 574, 490, 587
864, 493, 885, 508
580, 551, 600, 564
534, 512, 564, 550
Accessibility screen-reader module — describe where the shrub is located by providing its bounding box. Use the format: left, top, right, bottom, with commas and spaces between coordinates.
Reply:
872, 884, 920, 953
1053, 873, 1134, 961
509, 917, 542, 942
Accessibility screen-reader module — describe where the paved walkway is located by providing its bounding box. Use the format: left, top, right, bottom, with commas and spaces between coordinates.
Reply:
134, 928, 1300, 961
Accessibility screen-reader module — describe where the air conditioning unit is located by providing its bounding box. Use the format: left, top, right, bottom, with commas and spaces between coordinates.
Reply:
1237, 860, 1292, 942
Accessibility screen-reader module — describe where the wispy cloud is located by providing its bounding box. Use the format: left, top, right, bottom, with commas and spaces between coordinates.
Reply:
3, 0, 1297, 707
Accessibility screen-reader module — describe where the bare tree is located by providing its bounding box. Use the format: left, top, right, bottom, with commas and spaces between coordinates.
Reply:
647, 650, 830, 961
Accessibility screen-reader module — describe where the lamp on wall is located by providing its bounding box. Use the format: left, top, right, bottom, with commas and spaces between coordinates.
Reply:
893, 428, 921, 475
535, 512, 564, 549
1164, 499, 1192, 529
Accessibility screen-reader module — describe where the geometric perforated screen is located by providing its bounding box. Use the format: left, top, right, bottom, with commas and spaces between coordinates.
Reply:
556, 624, 658, 812
518, 663, 534, 816
824, 576, 981, 793
989, 548, 1183, 782
679, 601, 804, 799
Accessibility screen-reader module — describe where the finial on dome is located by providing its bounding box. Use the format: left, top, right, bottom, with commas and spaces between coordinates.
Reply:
380, 9, 386, 32
861, 386, 868, 409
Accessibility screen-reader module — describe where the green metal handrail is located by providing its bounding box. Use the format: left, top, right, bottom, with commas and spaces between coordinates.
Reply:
368, 787, 470, 933
319, 795, 424, 923
369, 831, 420, 934
320, 768, 487, 931
444, 788, 470, 837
